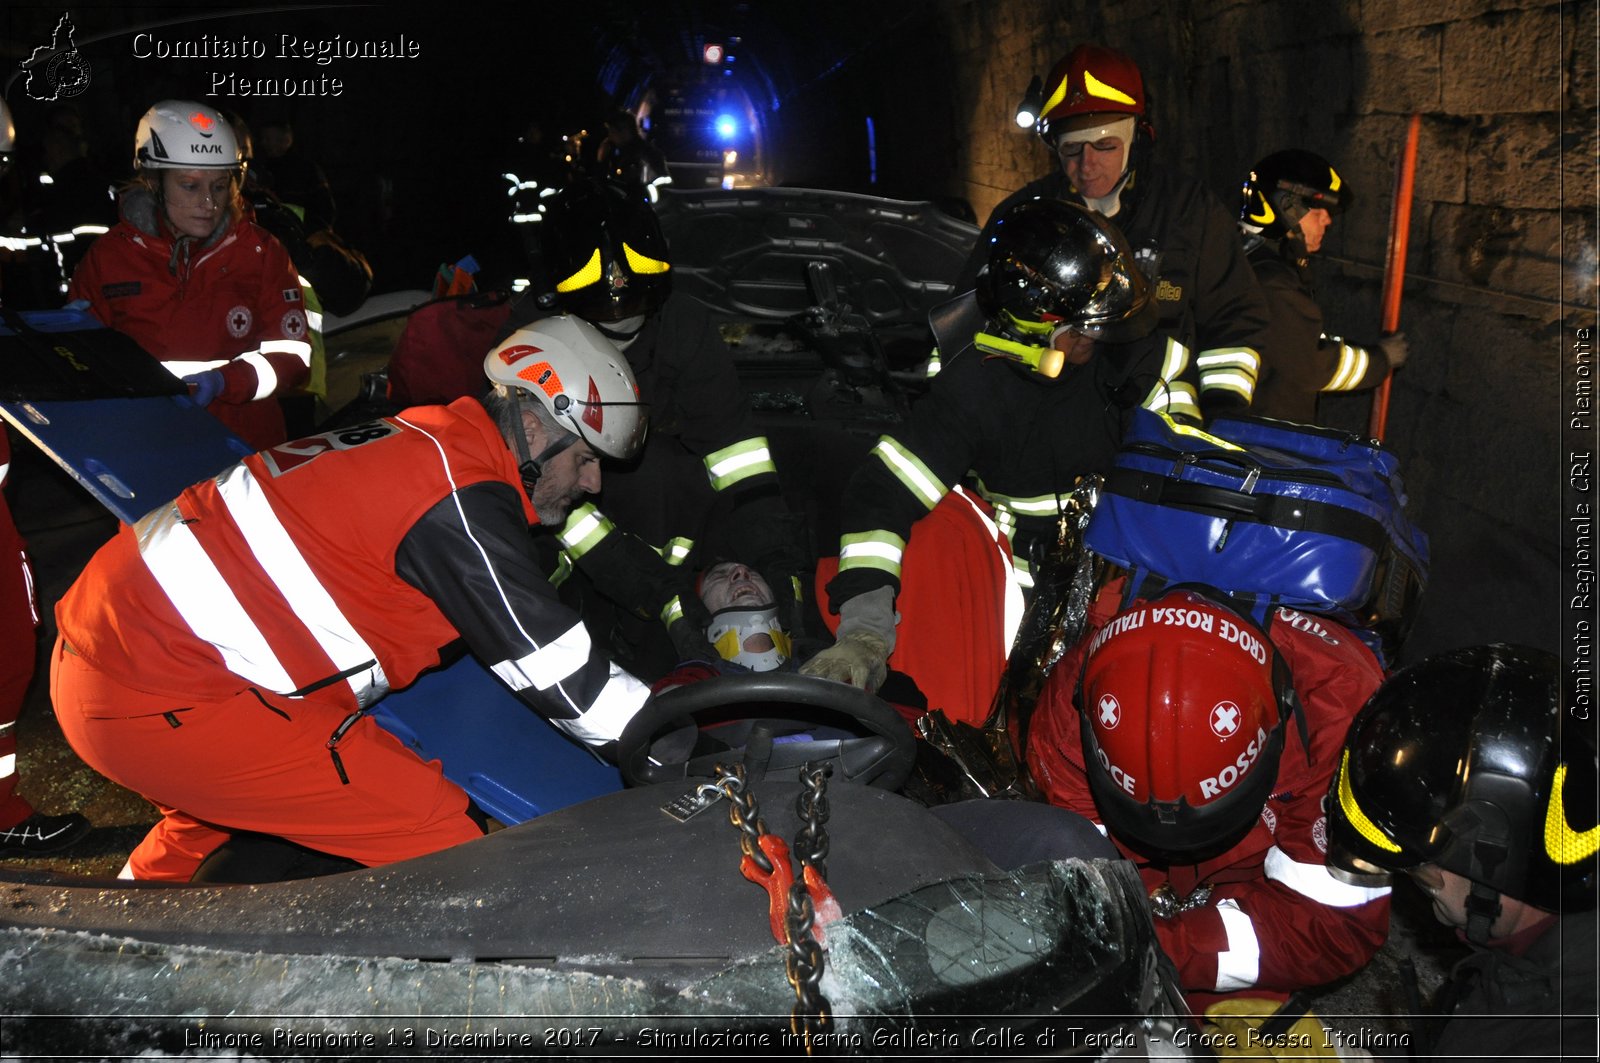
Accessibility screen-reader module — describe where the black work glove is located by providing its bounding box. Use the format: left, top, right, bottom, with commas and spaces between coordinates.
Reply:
665, 577, 718, 664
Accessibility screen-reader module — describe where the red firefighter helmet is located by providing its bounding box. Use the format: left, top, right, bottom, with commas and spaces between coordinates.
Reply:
1036, 45, 1147, 141
1078, 587, 1295, 863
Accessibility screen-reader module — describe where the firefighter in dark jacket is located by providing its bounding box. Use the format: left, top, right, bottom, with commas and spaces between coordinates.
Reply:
1327, 644, 1598, 1063
500, 177, 807, 680
1238, 150, 1408, 424
804, 199, 1173, 712
958, 44, 1272, 422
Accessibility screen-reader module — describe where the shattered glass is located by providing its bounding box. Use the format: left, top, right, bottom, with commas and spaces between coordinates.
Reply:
2, 859, 1195, 1057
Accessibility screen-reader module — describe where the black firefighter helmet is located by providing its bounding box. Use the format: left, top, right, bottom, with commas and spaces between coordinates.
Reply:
972, 197, 1153, 378
540, 176, 672, 327
1328, 644, 1599, 930
1239, 149, 1349, 242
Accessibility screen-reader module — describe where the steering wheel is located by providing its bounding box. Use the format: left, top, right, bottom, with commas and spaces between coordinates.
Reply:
617, 672, 917, 791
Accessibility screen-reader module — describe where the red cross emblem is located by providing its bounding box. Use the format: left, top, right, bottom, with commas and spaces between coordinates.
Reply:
1211, 701, 1241, 738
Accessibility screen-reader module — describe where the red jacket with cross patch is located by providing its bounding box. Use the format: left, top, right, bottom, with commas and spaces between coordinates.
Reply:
69, 195, 311, 448
1026, 587, 1391, 1008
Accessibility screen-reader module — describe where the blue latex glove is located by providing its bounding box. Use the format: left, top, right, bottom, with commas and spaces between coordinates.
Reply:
184, 369, 226, 407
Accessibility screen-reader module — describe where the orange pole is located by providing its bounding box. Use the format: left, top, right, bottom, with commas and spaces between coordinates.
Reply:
1369, 112, 1421, 440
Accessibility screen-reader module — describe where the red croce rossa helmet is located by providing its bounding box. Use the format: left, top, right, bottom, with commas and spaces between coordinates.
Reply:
1079, 587, 1295, 864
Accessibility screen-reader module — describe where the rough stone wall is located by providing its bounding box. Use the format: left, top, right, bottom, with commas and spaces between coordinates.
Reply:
925, 0, 1594, 657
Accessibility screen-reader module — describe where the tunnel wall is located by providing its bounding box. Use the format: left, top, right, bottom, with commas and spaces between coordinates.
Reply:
915, 0, 1593, 658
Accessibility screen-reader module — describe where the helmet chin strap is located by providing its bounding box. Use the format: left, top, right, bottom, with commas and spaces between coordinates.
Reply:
593, 314, 647, 349
518, 434, 578, 495
1082, 169, 1133, 218
1464, 881, 1503, 945
504, 393, 578, 495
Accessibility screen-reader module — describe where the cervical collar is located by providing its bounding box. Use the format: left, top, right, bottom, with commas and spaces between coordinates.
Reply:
708, 606, 792, 672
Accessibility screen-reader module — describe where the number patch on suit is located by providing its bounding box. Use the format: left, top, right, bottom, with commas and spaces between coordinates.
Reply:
257, 420, 399, 476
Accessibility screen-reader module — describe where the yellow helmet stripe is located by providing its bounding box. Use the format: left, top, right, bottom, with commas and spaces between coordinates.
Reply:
1336, 750, 1404, 853
1545, 763, 1600, 865
1328, 167, 1342, 192
1249, 190, 1276, 226
555, 248, 603, 292
1040, 74, 1071, 120
1084, 69, 1137, 106
623, 242, 670, 275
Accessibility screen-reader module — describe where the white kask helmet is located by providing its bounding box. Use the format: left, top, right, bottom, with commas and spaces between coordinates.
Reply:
133, 100, 240, 171
484, 314, 648, 462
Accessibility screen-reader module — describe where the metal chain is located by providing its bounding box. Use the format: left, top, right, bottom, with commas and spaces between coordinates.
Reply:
715, 762, 773, 875
791, 762, 831, 876
786, 763, 833, 1049
713, 761, 835, 1052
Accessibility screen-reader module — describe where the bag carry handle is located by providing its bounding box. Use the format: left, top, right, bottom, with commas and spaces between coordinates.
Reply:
1103, 467, 1388, 550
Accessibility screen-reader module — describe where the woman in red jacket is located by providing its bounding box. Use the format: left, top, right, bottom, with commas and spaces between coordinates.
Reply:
69, 101, 310, 449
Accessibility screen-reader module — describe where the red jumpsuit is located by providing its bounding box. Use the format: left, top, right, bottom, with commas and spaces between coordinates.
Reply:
1027, 588, 1391, 1010
815, 487, 1020, 725
68, 190, 311, 449
0, 431, 40, 828
52, 399, 651, 880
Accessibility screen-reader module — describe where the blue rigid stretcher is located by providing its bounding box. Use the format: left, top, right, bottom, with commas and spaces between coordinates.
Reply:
1, 308, 620, 824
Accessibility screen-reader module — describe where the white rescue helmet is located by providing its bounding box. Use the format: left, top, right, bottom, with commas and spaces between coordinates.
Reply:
484, 314, 648, 461
134, 100, 241, 171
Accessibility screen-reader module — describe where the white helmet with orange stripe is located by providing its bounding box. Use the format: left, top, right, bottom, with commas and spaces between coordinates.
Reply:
484, 314, 648, 467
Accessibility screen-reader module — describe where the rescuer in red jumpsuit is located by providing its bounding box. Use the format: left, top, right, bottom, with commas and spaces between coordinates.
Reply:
51, 316, 652, 881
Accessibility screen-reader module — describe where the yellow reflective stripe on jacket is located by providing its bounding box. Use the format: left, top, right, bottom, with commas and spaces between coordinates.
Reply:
837, 529, 906, 579
297, 274, 328, 400
705, 436, 777, 492
557, 503, 615, 560
661, 594, 685, 626
658, 536, 694, 566
1196, 346, 1261, 402
990, 501, 1018, 543
871, 436, 949, 511
1139, 337, 1201, 421
548, 550, 573, 588
1141, 380, 1201, 421
979, 490, 1066, 518
925, 347, 942, 378
1324, 337, 1371, 391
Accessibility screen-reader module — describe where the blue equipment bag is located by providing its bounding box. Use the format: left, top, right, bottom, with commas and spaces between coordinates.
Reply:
369, 655, 623, 825
1084, 410, 1428, 655
0, 307, 257, 523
